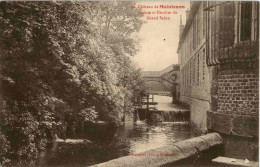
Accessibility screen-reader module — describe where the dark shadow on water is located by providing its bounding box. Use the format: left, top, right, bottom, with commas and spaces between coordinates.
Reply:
7, 122, 197, 167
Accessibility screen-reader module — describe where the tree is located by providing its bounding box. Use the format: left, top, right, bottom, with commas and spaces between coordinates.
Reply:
0, 1, 145, 162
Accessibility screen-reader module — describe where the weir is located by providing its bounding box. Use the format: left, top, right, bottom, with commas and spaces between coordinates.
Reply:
135, 109, 190, 123
134, 94, 190, 123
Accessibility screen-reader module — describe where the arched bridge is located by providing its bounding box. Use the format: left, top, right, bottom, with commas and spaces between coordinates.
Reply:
142, 64, 180, 98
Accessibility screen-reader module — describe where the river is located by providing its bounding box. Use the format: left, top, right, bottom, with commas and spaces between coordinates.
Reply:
8, 95, 197, 167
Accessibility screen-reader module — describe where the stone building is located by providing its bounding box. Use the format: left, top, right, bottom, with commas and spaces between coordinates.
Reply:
178, 1, 259, 141
178, 2, 210, 133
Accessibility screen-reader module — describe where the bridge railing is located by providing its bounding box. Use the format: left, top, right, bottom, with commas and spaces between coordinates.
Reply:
148, 91, 172, 96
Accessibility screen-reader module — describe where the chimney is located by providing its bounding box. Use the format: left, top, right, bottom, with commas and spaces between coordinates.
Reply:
179, 15, 185, 39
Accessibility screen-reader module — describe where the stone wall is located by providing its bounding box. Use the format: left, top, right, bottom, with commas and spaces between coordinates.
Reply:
208, 64, 259, 137
178, 1, 259, 138
178, 3, 209, 134
179, 47, 211, 134
190, 98, 209, 134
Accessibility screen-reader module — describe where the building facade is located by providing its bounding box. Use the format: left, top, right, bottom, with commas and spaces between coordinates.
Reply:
178, 2, 209, 133
178, 1, 259, 138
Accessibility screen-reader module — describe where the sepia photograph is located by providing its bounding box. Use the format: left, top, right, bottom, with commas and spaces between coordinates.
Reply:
0, 1, 259, 167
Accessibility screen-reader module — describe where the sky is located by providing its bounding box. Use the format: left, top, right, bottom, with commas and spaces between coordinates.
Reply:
132, 1, 190, 71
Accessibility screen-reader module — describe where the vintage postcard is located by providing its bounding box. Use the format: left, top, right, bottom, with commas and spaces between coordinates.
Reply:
0, 1, 259, 167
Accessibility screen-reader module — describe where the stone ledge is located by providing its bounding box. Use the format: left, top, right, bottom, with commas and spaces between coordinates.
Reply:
207, 111, 258, 138
90, 133, 223, 167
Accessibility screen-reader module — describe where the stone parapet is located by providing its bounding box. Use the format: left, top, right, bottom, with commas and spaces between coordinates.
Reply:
90, 133, 223, 167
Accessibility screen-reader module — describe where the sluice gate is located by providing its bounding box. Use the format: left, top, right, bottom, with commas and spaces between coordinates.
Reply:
134, 93, 190, 123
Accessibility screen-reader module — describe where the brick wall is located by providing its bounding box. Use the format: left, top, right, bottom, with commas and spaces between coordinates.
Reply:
218, 68, 258, 116
207, 64, 259, 137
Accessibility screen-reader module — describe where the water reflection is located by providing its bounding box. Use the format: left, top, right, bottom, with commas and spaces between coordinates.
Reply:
8, 121, 197, 167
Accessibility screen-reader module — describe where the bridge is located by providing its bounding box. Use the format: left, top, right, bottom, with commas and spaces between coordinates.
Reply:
142, 64, 180, 101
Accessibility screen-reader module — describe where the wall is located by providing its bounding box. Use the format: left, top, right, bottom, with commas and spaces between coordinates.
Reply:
207, 64, 259, 137
179, 1, 259, 137
180, 75, 211, 134
178, 3, 210, 134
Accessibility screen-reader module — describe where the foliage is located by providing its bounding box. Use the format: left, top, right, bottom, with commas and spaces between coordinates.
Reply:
0, 130, 10, 164
0, 1, 145, 163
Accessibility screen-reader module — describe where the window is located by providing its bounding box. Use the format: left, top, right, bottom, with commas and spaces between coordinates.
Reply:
206, 1, 236, 66
182, 71, 184, 86
197, 11, 200, 45
240, 2, 252, 41
219, 2, 235, 48
186, 68, 188, 87
203, 2, 207, 37
187, 66, 189, 86
197, 54, 200, 85
184, 68, 186, 87
202, 49, 205, 83
193, 22, 196, 50
190, 62, 192, 85
193, 58, 195, 83
190, 31, 193, 53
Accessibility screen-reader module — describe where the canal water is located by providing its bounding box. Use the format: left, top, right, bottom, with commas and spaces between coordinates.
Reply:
8, 96, 197, 167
